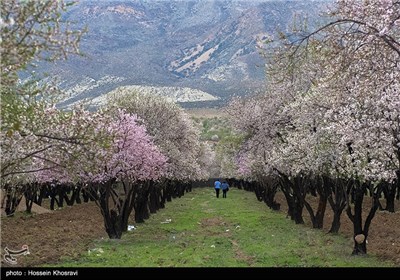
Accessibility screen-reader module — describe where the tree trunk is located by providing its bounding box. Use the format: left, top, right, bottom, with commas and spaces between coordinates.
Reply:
254, 182, 264, 202
24, 183, 37, 214
349, 182, 365, 255
64, 186, 73, 206
165, 180, 173, 202
82, 189, 90, 203
314, 176, 331, 229
120, 180, 137, 232
396, 172, 399, 200
47, 184, 60, 210
303, 178, 327, 229
57, 186, 64, 208
385, 191, 395, 213
352, 239, 367, 255
160, 185, 166, 209
4, 185, 23, 216
281, 186, 294, 220
94, 179, 126, 239
34, 185, 47, 206
264, 185, 280, 211
314, 195, 327, 229
63, 186, 81, 206
303, 175, 330, 229
329, 212, 341, 233
173, 181, 185, 198
134, 182, 150, 223
280, 175, 304, 224
347, 181, 380, 255
381, 181, 396, 213
327, 178, 347, 233
289, 175, 305, 224
75, 186, 82, 204
105, 209, 123, 239
186, 182, 192, 193
148, 182, 158, 214
293, 201, 305, 224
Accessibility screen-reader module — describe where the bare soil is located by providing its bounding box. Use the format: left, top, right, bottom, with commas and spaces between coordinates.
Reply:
1, 202, 106, 267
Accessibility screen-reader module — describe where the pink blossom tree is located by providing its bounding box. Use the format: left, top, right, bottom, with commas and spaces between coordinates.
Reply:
105, 88, 208, 182
103, 89, 213, 223
35, 109, 167, 238
105, 89, 211, 204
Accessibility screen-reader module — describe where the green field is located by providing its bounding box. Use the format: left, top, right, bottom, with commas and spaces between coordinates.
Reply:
56, 188, 391, 267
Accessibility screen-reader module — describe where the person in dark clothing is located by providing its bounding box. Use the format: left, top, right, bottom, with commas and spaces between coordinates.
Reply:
214, 179, 221, 198
221, 180, 229, 198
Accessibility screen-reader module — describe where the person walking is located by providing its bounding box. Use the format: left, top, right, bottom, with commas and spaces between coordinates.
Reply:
221, 180, 229, 198
214, 179, 221, 198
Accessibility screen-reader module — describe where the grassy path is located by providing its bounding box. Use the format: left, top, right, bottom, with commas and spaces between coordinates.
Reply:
57, 187, 390, 267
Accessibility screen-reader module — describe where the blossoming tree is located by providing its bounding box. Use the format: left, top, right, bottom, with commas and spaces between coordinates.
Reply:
104, 88, 213, 221
35, 109, 167, 238
226, 0, 399, 255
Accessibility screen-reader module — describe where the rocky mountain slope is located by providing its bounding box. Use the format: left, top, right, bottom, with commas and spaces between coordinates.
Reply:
38, 0, 330, 108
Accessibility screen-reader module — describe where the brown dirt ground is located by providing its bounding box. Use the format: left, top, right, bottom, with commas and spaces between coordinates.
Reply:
1, 192, 399, 267
1, 202, 107, 267
274, 192, 400, 266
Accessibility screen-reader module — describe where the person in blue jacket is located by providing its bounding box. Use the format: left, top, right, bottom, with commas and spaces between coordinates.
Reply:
214, 179, 221, 198
221, 180, 230, 198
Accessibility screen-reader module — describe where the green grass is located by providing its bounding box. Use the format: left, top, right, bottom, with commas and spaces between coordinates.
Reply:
55, 188, 392, 267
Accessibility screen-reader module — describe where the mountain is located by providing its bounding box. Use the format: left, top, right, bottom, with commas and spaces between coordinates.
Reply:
37, 0, 331, 108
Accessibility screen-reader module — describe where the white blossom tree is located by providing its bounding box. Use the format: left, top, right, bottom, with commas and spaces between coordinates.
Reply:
105, 88, 210, 182
226, 0, 399, 254
1, 0, 84, 88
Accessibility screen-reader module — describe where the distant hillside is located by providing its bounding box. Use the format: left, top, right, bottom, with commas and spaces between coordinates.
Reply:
84, 85, 219, 106
36, 0, 331, 108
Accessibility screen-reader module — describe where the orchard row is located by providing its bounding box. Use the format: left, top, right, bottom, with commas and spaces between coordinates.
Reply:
219, 0, 400, 255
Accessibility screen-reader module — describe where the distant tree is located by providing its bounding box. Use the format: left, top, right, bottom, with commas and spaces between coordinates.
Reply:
215, 133, 245, 179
